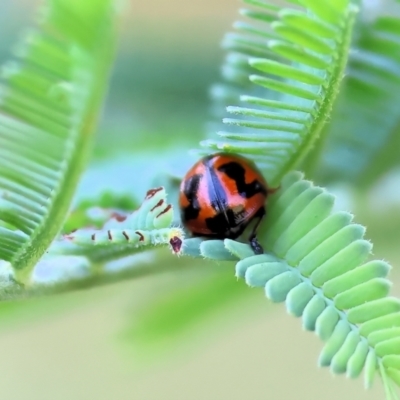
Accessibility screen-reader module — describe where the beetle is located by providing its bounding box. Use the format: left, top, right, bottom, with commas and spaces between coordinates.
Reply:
179, 152, 275, 254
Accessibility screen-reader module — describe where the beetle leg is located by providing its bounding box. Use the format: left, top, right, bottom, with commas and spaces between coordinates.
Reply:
248, 207, 265, 254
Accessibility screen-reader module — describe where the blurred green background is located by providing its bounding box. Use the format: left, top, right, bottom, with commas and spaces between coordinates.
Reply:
0, 1, 399, 399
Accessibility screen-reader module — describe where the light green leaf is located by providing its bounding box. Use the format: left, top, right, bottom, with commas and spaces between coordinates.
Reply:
201, 0, 357, 186
51, 186, 184, 265
0, 0, 122, 284
197, 171, 400, 393
316, 13, 400, 188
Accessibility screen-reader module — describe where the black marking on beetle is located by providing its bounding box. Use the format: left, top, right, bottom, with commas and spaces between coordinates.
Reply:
231, 205, 247, 225
204, 208, 245, 239
107, 230, 112, 240
122, 231, 129, 241
218, 161, 267, 198
156, 204, 172, 218
151, 199, 164, 212
182, 174, 202, 221
136, 231, 145, 242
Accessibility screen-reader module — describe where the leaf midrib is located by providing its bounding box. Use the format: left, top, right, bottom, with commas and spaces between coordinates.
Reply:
274, 5, 358, 185
13, 40, 116, 284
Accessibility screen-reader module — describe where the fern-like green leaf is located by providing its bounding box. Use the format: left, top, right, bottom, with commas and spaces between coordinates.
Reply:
201, 0, 357, 186
316, 12, 400, 188
51, 186, 183, 266
0, 187, 184, 294
0, 0, 121, 283
212, 171, 400, 392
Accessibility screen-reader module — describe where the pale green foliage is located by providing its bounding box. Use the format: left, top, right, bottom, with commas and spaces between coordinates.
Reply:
50, 186, 183, 265
189, 0, 400, 395
226, 172, 399, 392
0, 0, 121, 283
0, 0, 399, 398
0, 186, 183, 297
182, 172, 400, 394
317, 14, 400, 188
201, 0, 357, 186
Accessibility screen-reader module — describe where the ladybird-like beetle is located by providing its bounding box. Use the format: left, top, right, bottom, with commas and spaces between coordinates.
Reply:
179, 152, 273, 254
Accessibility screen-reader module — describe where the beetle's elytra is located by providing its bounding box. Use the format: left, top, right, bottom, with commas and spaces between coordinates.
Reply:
179, 152, 273, 254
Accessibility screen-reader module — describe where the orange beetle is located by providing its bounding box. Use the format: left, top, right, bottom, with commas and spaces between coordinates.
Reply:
179, 152, 273, 254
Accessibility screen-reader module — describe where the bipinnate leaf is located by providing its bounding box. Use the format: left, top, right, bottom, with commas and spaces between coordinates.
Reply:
201, 0, 357, 186
317, 11, 400, 189
0, 187, 184, 294
0, 0, 122, 284
197, 171, 400, 394
51, 186, 184, 265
